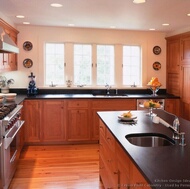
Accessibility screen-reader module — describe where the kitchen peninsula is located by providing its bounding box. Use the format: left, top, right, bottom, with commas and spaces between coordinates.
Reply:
98, 109, 190, 189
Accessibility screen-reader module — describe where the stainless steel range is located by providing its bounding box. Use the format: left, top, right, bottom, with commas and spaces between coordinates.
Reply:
0, 104, 24, 189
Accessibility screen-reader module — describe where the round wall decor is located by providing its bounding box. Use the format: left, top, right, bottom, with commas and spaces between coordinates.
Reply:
153, 62, 161, 70
23, 58, 33, 68
153, 46, 161, 55
23, 41, 33, 51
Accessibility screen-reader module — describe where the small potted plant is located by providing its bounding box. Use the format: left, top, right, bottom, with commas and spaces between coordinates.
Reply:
0, 76, 14, 93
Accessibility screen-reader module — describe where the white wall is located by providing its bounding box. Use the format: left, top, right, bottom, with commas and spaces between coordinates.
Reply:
2, 25, 167, 89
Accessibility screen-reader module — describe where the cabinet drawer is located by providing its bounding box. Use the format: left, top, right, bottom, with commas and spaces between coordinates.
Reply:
99, 120, 106, 137
67, 100, 89, 108
92, 99, 136, 109
116, 142, 130, 174
106, 128, 115, 152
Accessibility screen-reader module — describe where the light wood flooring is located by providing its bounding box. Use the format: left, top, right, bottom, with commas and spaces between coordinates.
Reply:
9, 144, 104, 189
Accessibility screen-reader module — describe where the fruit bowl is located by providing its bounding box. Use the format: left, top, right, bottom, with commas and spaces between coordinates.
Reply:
147, 85, 161, 96
141, 100, 162, 116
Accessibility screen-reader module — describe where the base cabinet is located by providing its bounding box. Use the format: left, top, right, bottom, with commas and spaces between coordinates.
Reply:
24, 100, 41, 144
67, 100, 90, 141
99, 120, 118, 189
99, 119, 151, 189
42, 100, 66, 143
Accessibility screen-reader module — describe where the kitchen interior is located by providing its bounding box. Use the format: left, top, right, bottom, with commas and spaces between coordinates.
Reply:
0, 0, 190, 188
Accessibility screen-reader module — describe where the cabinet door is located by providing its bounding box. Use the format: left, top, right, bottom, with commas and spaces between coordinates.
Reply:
24, 100, 41, 143
8, 53, 17, 70
181, 36, 190, 64
167, 38, 180, 73
166, 38, 180, 96
130, 165, 151, 189
67, 109, 90, 141
42, 100, 66, 142
165, 99, 180, 116
180, 65, 190, 120
116, 142, 130, 189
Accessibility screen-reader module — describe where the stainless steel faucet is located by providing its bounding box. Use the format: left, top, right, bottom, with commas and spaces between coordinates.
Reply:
105, 83, 111, 95
172, 117, 180, 139
160, 110, 186, 146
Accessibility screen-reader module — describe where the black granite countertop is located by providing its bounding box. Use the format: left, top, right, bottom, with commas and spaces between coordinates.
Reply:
97, 109, 190, 189
15, 93, 179, 103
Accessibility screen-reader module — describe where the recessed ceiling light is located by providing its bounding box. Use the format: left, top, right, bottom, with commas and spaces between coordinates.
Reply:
50, 3, 63, 7
162, 23, 169, 26
133, 0, 146, 4
68, 24, 75, 27
187, 13, 190, 16
16, 15, 25, 18
23, 22, 30, 25
149, 28, 155, 31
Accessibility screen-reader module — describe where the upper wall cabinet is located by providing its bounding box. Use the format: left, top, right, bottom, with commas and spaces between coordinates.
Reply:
167, 37, 180, 73
166, 36, 180, 96
0, 19, 19, 72
181, 36, 190, 64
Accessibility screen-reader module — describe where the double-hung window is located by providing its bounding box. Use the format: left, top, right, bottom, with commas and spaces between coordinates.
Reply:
73, 44, 92, 86
45, 43, 65, 86
122, 45, 141, 86
97, 45, 114, 85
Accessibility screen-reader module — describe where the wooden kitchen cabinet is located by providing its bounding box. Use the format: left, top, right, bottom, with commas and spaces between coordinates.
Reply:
116, 142, 130, 189
179, 65, 190, 120
24, 100, 41, 144
41, 100, 66, 143
181, 36, 190, 64
165, 99, 180, 116
66, 100, 90, 141
130, 165, 151, 189
99, 119, 150, 189
0, 19, 18, 72
166, 32, 190, 120
92, 99, 136, 141
99, 120, 118, 189
166, 36, 180, 96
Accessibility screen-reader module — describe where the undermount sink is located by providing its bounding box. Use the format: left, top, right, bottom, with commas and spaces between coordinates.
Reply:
125, 133, 175, 147
93, 94, 128, 97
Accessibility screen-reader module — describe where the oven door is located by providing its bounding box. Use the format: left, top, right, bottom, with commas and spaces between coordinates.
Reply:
0, 140, 3, 189
3, 120, 24, 189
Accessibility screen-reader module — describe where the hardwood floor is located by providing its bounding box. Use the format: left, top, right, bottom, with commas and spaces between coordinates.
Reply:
9, 144, 104, 189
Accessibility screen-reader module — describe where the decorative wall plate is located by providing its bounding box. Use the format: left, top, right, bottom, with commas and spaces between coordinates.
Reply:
153, 61, 161, 70
23, 41, 33, 51
23, 58, 33, 68
153, 46, 161, 55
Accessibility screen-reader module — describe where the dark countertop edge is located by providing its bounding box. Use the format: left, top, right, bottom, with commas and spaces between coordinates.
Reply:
10, 88, 180, 102
15, 93, 179, 101
14, 93, 179, 105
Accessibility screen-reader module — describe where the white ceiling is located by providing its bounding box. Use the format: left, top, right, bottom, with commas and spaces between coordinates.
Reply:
0, 0, 190, 33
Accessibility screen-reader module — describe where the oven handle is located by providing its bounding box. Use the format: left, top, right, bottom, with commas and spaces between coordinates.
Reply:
4, 120, 25, 150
